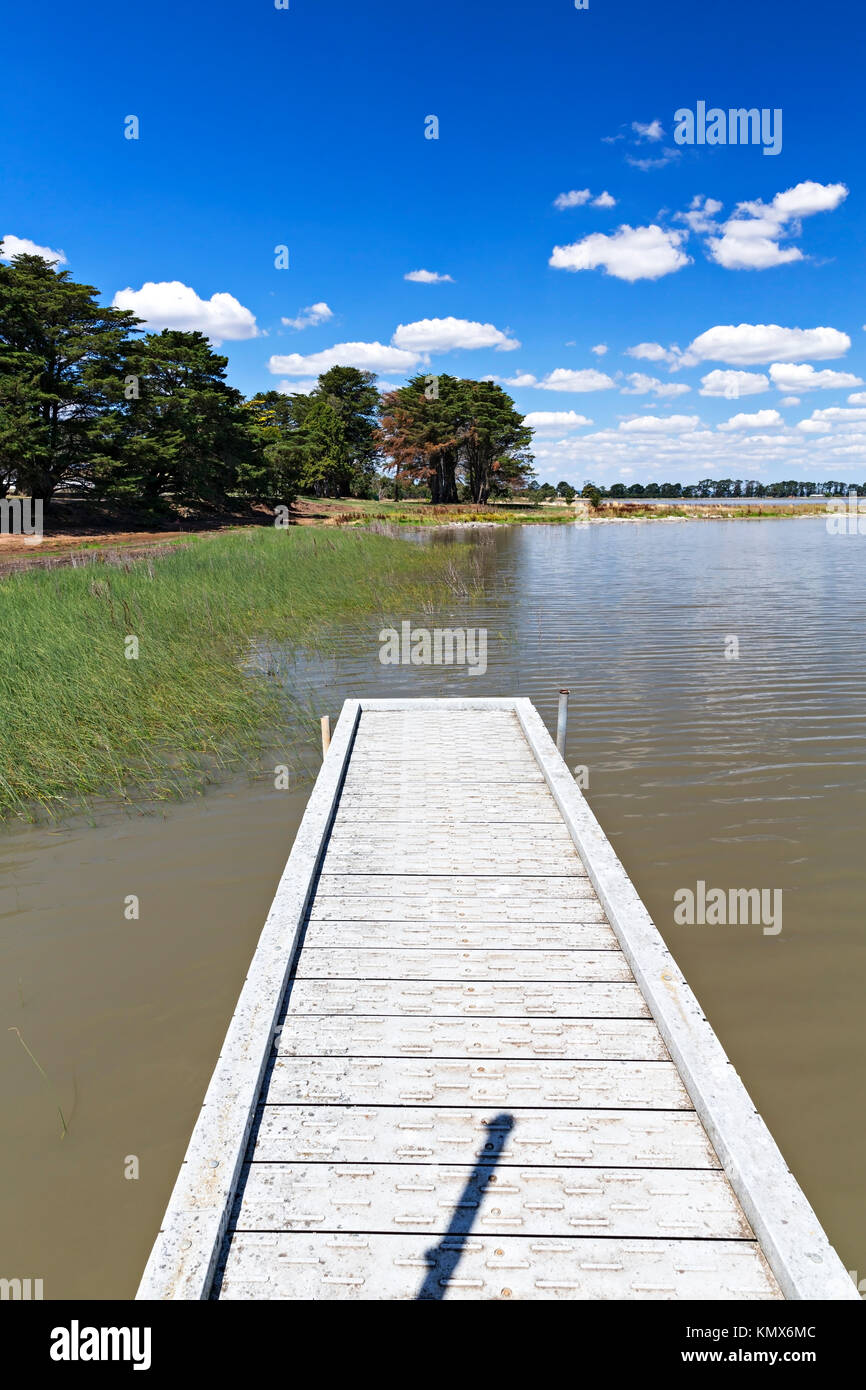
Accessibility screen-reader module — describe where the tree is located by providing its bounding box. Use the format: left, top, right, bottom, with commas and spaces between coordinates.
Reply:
300, 398, 352, 495
458, 380, 533, 503
0, 253, 138, 501
310, 366, 379, 496
113, 330, 257, 504
556, 480, 576, 502
377, 374, 534, 503
237, 391, 304, 504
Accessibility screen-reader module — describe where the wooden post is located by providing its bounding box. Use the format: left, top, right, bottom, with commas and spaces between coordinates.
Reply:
320, 715, 331, 756
556, 688, 569, 757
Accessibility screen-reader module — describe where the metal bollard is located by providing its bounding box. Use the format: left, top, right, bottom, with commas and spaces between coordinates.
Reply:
556, 688, 569, 756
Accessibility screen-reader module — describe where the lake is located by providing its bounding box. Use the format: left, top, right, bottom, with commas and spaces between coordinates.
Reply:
2, 515, 864, 1297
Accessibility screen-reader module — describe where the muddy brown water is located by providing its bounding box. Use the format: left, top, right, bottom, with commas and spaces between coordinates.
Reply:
2, 517, 864, 1298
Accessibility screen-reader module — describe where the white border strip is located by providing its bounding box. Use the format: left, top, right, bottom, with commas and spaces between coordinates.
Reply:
136, 699, 361, 1300
513, 696, 858, 1301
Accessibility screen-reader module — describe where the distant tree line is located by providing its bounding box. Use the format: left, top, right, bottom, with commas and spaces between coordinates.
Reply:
0, 253, 536, 509
528, 478, 866, 502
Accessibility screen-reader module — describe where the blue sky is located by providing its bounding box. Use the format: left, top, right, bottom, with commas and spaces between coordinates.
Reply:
2, 0, 864, 484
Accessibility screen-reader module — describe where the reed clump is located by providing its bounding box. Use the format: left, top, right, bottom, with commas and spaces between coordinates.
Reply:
0, 527, 481, 820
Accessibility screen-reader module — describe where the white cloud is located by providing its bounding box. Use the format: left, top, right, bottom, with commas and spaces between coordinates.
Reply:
391, 316, 519, 352
524, 411, 593, 430
627, 341, 678, 365
718, 409, 783, 431
678, 195, 724, 235
632, 119, 664, 141
706, 181, 848, 270
619, 414, 701, 433
803, 406, 866, 423
269, 341, 422, 376
627, 149, 681, 171
554, 189, 617, 210
681, 323, 851, 366
621, 373, 691, 397
0, 232, 67, 264
112, 281, 258, 342
779, 397, 801, 406
550, 224, 690, 281
404, 269, 454, 283
281, 301, 334, 330
537, 367, 617, 392
503, 373, 540, 387
848, 392, 866, 405
276, 378, 320, 395
699, 369, 770, 397
797, 419, 832, 433
591, 344, 608, 355
0, 234, 67, 265
768, 362, 863, 392
554, 189, 591, 209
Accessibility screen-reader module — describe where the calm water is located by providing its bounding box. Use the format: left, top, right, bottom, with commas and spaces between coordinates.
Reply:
2, 517, 864, 1297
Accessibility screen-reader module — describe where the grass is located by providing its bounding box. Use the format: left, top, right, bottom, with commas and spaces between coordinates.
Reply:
292, 495, 831, 527
0, 527, 483, 821
9, 1027, 69, 1139
295, 496, 577, 527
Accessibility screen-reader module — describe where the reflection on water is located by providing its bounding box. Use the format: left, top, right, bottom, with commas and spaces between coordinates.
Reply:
1, 517, 864, 1296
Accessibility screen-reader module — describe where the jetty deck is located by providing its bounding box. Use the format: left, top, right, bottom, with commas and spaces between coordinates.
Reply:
138, 698, 856, 1301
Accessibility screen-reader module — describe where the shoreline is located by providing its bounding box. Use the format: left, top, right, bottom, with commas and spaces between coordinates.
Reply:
0, 497, 833, 574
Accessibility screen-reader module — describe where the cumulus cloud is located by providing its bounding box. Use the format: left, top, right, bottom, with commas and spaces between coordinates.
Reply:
768, 362, 863, 392
554, 189, 592, 209
281, 301, 334, 330
678, 195, 724, 235
621, 373, 691, 397
632, 119, 664, 141
803, 406, 866, 424
848, 392, 866, 405
269, 341, 422, 376
699, 369, 770, 397
549, 224, 690, 281
524, 411, 593, 430
404, 269, 454, 283
502, 372, 540, 387
112, 281, 258, 342
553, 189, 617, 209
618, 414, 701, 433
627, 341, 679, 365
705, 181, 848, 270
779, 396, 801, 406
537, 368, 617, 392
591, 344, 608, 355
391, 316, 519, 353
680, 323, 851, 366
717, 409, 783, 431
275, 378, 320, 395
0, 234, 67, 264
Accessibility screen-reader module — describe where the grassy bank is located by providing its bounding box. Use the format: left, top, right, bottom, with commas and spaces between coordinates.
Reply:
0, 527, 481, 821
